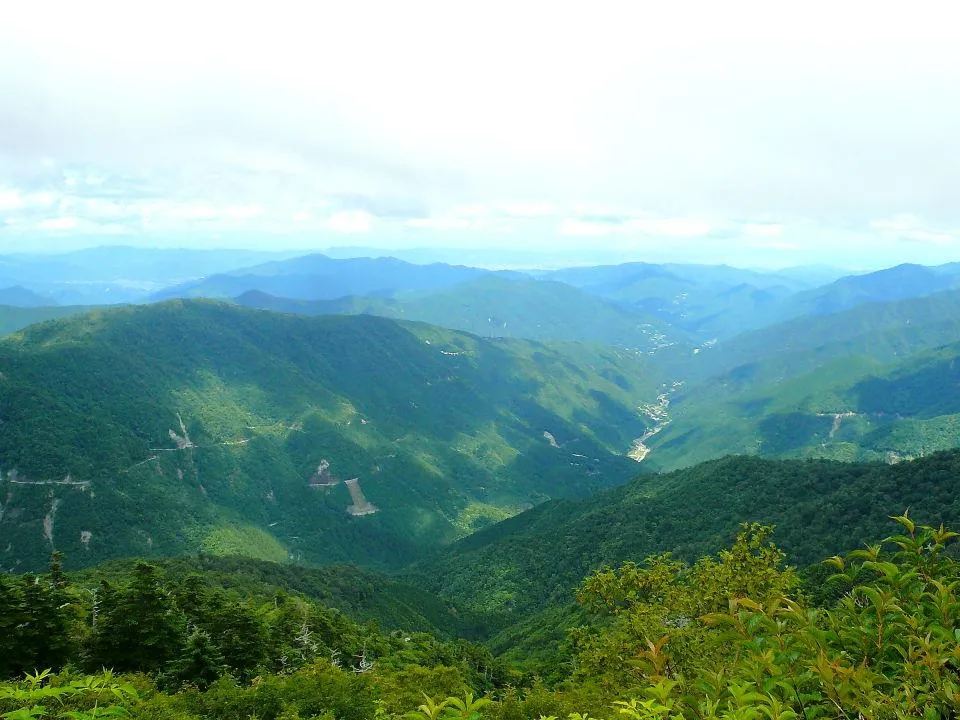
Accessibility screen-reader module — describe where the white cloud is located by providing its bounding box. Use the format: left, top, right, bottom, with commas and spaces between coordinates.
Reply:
901, 230, 954, 245
743, 223, 784, 237
2, 1, 959, 226
558, 214, 712, 238
0, 188, 26, 211
624, 218, 713, 237
871, 214, 922, 232
221, 204, 265, 221
2, 2, 960, 269
81, 198, 125, 218
325, 210, 373, 233
406, 217, 474, 231
870, 214, 956, 245
0, 188, 58, 211
558, 219, 619, 237
751, 241, 803, 251
164, 202, 221, 221
499, 202, 556, 218
37, 216, 83, 230
405, 204, 502, 231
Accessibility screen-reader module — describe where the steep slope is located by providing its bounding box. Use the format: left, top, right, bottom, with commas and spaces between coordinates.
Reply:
234, 275, 684, 350
779, 262, 960, 319
0, 301, 659, 573
154, 253, 505, 302
648, 334, 960, 469
72, 555, 484, 638
628, 288, 960, 469
409, 451, 960, 617
680, 286, 960, 386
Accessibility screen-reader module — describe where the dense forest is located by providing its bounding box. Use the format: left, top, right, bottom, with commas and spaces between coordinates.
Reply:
2, 514, 958, 718
4, 258, 960, 718
0, 301, 657, 572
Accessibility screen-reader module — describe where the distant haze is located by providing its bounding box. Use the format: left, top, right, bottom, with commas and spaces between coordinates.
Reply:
1, 1, 959, 269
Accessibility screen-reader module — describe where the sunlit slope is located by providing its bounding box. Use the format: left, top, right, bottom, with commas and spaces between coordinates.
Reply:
0, 300, 658, 572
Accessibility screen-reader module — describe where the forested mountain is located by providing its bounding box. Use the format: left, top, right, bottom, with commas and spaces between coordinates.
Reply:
780, 261, 960, 318
4, 472, 958, 720
609, 287, 960, 469
646, 331, 960, 469
2, 277, 960, 719
0, 300, 660, 573
234, 275, 683, 350
70, 555, 484, 638
675, 286, 960, 386
409, 451, 960, 618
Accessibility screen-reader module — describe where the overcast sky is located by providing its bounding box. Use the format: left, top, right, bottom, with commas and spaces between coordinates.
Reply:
1, 0, 958, 269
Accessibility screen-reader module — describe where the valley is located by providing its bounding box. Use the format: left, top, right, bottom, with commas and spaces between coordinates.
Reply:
5, 251, 960, 575
3, 248, 960, 718
0, 299, 662, 572
5, 19, 960, 716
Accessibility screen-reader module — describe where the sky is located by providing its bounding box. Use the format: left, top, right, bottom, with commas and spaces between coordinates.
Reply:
1, 0, 959, 269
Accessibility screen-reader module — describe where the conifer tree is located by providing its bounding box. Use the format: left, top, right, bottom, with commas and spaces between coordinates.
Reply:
86, 562, 185, 673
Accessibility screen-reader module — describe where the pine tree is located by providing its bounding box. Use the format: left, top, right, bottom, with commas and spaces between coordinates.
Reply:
86, 562, 185, 673
162, 627, 225, 689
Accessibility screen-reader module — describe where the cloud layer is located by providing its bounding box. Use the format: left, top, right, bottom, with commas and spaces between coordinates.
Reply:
1, 0, 959, 267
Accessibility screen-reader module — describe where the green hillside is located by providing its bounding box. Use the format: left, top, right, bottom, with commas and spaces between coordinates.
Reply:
677, 286, 960, 386
620, 289, 960, 469
69, 555, 484, 639
777, 261, 960, 319
0, 300, 659, 573
408, 451, 960, 618
235, 275, 683, 350
647, 333, 960, 468
5, 512, 959, 719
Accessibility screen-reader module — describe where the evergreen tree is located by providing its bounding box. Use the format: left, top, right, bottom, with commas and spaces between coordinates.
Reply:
86, 562, 185, 673
162, 627, 225, 689
0, 576, 28, 678
19, 575, 73, 672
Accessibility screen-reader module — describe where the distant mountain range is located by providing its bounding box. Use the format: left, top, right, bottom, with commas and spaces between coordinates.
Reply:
152, 254, 510, 302
0, 247, 297, 304
3, 247, 958, 346
4, 246, 960, 484
779, 262, 960, 318
0, 286, 56, 307
233, 275, 685, 351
